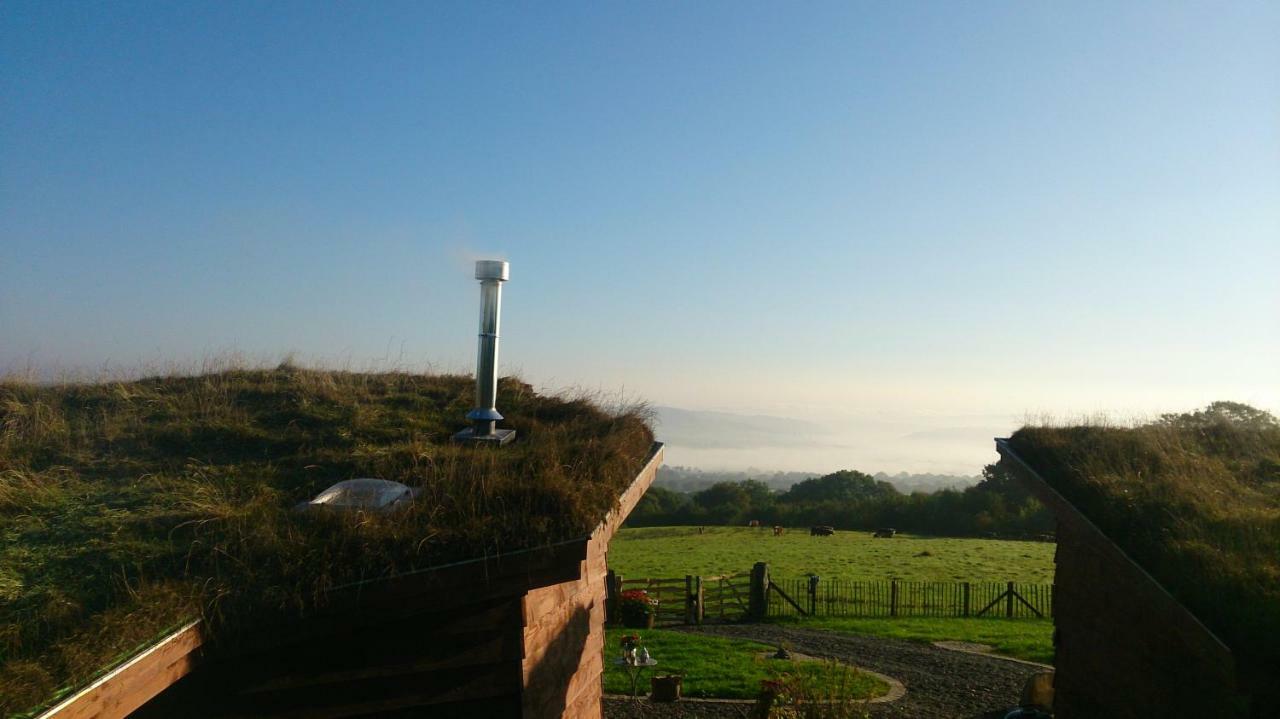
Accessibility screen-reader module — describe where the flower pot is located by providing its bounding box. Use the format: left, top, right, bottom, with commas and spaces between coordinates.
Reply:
650, 675, 682, 702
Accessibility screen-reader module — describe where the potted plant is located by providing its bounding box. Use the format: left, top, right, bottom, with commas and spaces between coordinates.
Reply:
619, 633, 642, 663
620, 589, 658, 628
651, 674, 682, 702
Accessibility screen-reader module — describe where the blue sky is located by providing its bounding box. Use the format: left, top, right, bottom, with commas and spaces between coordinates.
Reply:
2, 2, 1277, 472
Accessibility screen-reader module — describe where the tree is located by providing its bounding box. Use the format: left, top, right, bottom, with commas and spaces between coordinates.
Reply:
974, 462, 1032, 505
1159, 401, 1279, 430
739, 479, 776, 516
781, 470, 896, 504
692, 482, 751, 524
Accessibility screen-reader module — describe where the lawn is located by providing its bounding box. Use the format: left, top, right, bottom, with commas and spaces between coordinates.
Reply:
609, 526, 1055, 583
601, 627, 889, 700
768, 616, 1055, 665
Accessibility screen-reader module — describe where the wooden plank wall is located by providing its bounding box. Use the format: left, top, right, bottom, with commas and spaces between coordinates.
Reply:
521, 443, 664, 719
1052, 519, 1242, 718
996, 440, 1247, 717
133, 598, 526, 719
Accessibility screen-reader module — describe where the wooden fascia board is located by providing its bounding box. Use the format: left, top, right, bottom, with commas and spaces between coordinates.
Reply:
589, 442, 664, 545
994, 437, 1234, 663
36, 620, 204, 719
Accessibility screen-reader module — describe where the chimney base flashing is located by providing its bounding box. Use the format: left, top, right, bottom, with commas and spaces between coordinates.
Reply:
452, 428, 517, 446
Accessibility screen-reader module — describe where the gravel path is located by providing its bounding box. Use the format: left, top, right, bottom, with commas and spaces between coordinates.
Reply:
603, 624, 1044, 719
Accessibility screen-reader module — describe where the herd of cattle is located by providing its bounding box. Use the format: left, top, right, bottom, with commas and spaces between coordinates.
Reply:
743, 520, 896, 538
725, 523, 1054, 542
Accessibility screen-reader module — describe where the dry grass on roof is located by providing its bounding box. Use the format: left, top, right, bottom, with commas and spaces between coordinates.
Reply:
1004, 402, 1280, 677
0, 365, 654, 717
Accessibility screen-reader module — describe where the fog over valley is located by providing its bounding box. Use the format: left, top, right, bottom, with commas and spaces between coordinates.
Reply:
652, 405, 1014, 477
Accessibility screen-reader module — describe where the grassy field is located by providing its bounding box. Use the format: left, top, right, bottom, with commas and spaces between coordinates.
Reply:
768, 617, 1054, 665
609, 526, 1055, 583
610, 526, 1057, 665
602, 627, 889, 700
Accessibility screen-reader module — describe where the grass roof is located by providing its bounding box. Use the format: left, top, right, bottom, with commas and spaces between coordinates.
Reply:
1004, 402, 1280, 679
0, 366, 654, 717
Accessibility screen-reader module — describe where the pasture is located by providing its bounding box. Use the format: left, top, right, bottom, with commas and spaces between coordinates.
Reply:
609, 526, 1056, 583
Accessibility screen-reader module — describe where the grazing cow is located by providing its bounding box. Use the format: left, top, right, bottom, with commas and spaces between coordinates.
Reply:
748, 519, 761, 528
873, 528, 896, 538
810, 525, 834, 537
772, 525, 784, 536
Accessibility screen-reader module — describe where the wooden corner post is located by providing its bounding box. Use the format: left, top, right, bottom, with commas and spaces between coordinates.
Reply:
685, 575, 695, 624
749, 562, 769, 621
695, 576, 705, 625
606, 570, 622, 624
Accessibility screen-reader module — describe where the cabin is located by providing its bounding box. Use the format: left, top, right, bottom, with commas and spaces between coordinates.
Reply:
1, 369, 661, 719
997, 417, 1278, 719
50, 443, 664, 719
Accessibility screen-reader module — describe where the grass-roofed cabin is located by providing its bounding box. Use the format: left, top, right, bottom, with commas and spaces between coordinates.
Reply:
996, 402, 1280, 718
0, 367, 662, 719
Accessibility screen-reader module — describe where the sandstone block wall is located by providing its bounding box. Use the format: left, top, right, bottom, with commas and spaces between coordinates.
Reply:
520, 445, 662, 719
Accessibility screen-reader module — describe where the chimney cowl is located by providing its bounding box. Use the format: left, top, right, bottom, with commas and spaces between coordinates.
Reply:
474, 260, 509, 281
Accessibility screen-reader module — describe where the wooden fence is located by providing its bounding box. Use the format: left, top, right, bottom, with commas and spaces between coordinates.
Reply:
607, 564, 1052, 625
617, 576, 691, 624
701, 573, 750, 622
766, 578, 1053, 619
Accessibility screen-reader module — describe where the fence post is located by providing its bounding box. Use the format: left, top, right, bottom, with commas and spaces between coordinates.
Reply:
695, 576, 705, 625
685, 575, 695, 624
962, 582, 970, 617
890, 579, 899, 617
606, 570, 622, 624
1006, 581, 1015, 618
749, 562, 770, 621
808, 574, 819, 616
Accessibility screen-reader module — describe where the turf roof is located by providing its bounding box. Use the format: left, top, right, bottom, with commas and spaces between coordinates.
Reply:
1004, 402, 1280, 679
0, 367, 654, 717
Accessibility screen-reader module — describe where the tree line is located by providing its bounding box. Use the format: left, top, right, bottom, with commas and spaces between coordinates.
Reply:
628, 464, 1054, 537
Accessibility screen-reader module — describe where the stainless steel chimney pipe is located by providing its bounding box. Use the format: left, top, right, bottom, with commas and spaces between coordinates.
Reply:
454, 260, 516, 445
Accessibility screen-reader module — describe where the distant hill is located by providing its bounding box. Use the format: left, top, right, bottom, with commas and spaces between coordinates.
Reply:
655, 465, 979, 494
871, 470, 980, 493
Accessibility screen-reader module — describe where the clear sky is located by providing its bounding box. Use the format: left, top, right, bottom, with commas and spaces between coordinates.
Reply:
3, 2, 1277, 473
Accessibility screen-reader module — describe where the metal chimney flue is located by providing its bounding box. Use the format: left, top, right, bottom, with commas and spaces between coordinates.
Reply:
453, 259, 516, 446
